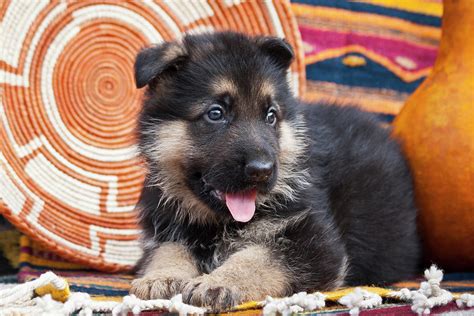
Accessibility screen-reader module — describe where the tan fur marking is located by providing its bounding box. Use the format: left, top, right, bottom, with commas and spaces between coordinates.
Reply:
143, 242, 199, 276
142, 120, 217, 225
162, 41, 186, 63
131, 242, 200, 299
279, 120, 306, 164
260, 79, 276, 98
183, 245, 290, 308
258, 117, 309, 207
211, 77, 238, 96
152, 120, 190, 164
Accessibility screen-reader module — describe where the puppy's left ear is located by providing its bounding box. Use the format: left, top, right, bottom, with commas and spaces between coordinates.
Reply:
256, 36, 294, 69
134, 41, 188, 89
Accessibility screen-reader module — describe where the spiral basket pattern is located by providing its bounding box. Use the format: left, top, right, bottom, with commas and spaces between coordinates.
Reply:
0, 0, 305, 271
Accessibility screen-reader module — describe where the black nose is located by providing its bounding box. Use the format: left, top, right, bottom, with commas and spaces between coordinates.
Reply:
245, 160, 274, 182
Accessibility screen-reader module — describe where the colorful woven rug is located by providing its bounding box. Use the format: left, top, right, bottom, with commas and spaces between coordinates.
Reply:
292, 0, 442, 122
15, 236, 474, 315
18, 236, 130, 301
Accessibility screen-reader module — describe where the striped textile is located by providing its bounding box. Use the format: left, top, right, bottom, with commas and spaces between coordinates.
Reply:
292, 0, 443, 122
17, 236, 474, 314
393, 274, 474, 294
18, 236, 131, 301
0, 218, 20, 274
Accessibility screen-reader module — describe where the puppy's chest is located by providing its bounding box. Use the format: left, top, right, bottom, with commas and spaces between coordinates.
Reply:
188, 218, 293, 273
190, 230, 241, 273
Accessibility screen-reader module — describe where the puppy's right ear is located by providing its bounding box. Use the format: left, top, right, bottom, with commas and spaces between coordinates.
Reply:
134, 42, 188, 89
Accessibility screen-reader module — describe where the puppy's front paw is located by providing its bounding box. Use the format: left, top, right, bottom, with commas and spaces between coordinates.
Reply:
182, 275, 241, 310
130, 276, 186, 299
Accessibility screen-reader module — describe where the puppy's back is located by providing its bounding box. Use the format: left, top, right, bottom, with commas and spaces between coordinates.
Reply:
303, 103, 420, 285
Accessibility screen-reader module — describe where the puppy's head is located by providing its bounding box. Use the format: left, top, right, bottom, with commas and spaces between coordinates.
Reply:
136, 32, 307, 224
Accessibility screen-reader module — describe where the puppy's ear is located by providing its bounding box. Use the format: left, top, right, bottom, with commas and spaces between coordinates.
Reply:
256, 36, 294, 69
134, 41, 188, 89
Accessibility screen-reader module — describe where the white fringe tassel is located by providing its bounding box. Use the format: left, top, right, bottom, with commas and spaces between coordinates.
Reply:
113, 294, 205, 316
338, 287, 383, 315
389, 265, 454, 315
456, 293, 474, 309
263, 291, 326, 316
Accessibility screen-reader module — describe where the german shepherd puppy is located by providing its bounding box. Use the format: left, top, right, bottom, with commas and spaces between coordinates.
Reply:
130, 32, 420, 310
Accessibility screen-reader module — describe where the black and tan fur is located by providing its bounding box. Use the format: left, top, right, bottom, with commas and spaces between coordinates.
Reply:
130, 32, 420, 310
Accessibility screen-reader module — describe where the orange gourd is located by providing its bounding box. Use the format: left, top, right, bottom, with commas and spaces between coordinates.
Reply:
392, 0, 474, 271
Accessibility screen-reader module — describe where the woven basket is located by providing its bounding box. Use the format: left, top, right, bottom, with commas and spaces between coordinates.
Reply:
0, 1, 305, 271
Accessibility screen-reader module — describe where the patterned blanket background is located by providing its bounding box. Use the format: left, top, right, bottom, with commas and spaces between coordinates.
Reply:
2, 0, 473, 315
295, 0, 442, 122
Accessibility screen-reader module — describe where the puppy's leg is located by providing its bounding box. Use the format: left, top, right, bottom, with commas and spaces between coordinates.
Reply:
182, 214, 348, 310
130, 242, 200, 299
182, 245, 289, 310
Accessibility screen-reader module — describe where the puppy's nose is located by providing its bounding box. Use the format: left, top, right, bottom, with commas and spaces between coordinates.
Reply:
245, 160, 274, 182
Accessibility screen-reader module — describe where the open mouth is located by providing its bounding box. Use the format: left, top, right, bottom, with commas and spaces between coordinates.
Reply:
203, 179, 257, 223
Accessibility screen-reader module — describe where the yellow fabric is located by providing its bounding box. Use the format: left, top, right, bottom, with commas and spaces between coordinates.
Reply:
90, 296, 124, 302
323, 286, 393, 301
35, 282, 70, 303
0, 229, 21, 268
19, 235, 86, 270
342, 55, 367, 67
354, 0, 443, 17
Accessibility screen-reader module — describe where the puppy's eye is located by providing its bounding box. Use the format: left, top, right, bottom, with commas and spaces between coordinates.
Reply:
265, 107, 277, 126
206, 105, 225, 122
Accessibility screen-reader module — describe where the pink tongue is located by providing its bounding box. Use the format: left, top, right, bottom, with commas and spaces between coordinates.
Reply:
225, 190, 257, 222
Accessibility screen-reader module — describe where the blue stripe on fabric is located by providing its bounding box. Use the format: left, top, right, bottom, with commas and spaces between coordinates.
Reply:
444, 272, 474, 281
69, 285, 129, 296
0, 274, 18, 283
306, 54, 426, 93
291, 0, 441, 27
445, 287, 474, 293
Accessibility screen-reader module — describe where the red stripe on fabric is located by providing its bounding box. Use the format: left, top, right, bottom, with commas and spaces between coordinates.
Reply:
299, 25, 437, 71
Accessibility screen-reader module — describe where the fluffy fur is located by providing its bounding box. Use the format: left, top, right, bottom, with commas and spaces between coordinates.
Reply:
130, 32, 420, 310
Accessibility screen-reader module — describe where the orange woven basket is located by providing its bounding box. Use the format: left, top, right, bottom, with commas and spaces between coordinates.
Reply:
0, 0, 305, 272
